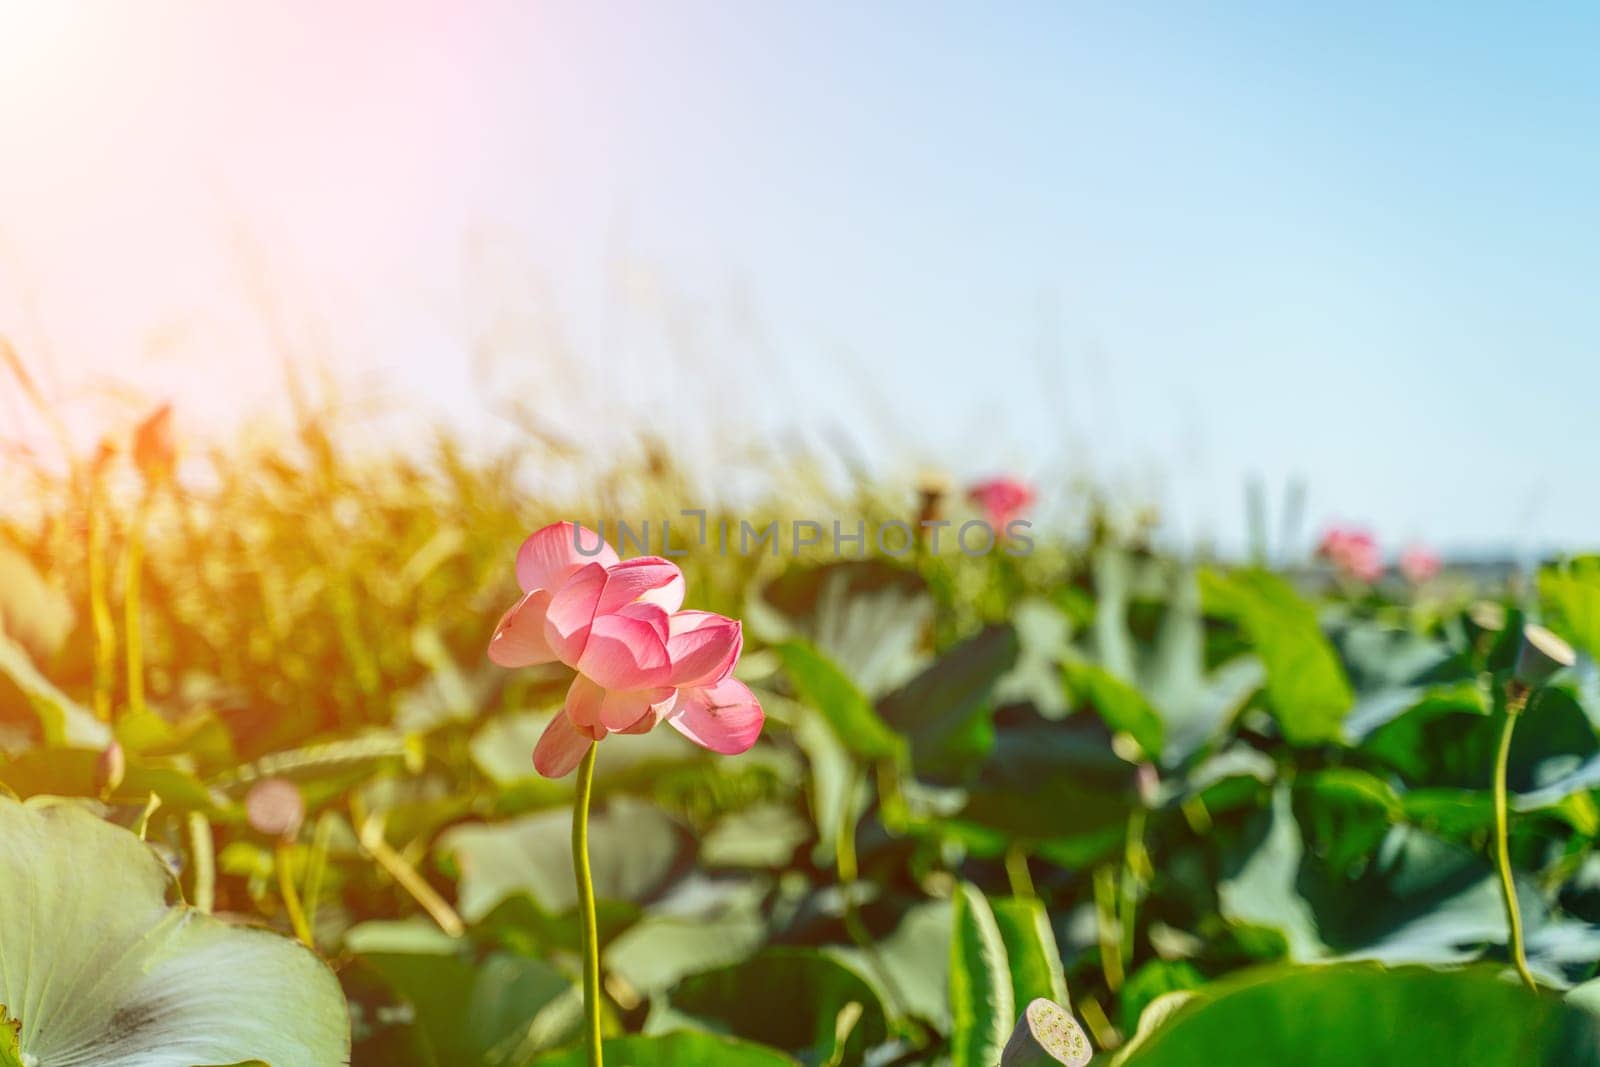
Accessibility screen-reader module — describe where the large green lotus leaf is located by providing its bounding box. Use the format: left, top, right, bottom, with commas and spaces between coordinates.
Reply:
1063, 662, 1165, 764
669, 948, 888, 1065
1200, 568, 1352, 746
1140, 565, 1267, 763
949, 882, 1013, 1067
1118, 963, 1600, 1066
955, 709, 1137, 843
0, 544, 73, 662
1349, 681, 1485, 768
1502, 684, 1600, 790
1118, 959, 1205, 1038
391, 636, 501, 735
993, 597, 1074, 717
1219, 786, 1328, 960
1295, 767, 1402, 876
749, 559, 931, 699
1541, 558, 1600, 664
0, 795, 348, 1066
1571, 974, 1600, 1015
437, 797, 687, 921
461, 896, 641, 959
1517, 750, 1600, 811
788, 692, 866, 869
1088, 547, 1140, 681
877, 624, 1019, 783
343, 916, 462, 956
1334, 615, 1476, 744
1080, 552, 1264, 765
1221, 787, 1600, 983
604, 878, 770, 995
776, 640, 904, 762
358, 949, 581, 1066
701, 803, 811, 868
0, 633, 110, 750
209, 731, 417, 792
1330, 617, 1470, 695
0, 747, 227, 818
1362, 682, 1596, 792
531, 1030, 800, 1066
832, 900, 952, 1029
990, 895, 1070, 1009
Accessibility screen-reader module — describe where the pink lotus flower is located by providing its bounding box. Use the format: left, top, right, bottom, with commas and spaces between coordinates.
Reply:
1317, 525, 1382, 583
1400, 544, 1442, 584
488, 522, 763, 777
968, 476, 1034, 530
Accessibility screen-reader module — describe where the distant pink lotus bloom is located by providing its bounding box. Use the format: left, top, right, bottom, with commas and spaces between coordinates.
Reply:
969, 476, 1034, 530
1317, 525, 1383, 583
488, 522, 763, 777
1400, 544, 1442, 584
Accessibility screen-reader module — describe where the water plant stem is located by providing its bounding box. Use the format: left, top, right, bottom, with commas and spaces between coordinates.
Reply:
834, 765, 914, 1032
187, 812, 215, 913
573, 742, 604, 1067
303, 812, 334, 933
1494, 687, 1537, 992
124, 490, 152, 719
87, 490, 116, 722
276, 842, 314, 948
1093, 864, 1124, 992
1119, 808, 1148, 971
354, 805, 465, 937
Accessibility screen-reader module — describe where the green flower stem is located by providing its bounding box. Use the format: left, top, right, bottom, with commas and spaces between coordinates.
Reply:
1005, 841, 1037, 900
874, 758, 909, 832
353, 802, 466, 937
835, 764, 919, 1039
276, 842, 314, 948
573, 742, 604, 1067
187, 812, 215, 913
1093, 864, 1123, 992
1119, 808, 1148, 971
124, 489, 152, 720
1494, 688, 1537, 992
87, 485, 116, 722
303, 811, 334, 932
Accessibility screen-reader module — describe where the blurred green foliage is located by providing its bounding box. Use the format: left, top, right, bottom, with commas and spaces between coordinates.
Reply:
3, 415, 1600, 1065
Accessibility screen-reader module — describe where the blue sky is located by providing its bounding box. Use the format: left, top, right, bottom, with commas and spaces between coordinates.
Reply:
2, 2, 1597, 554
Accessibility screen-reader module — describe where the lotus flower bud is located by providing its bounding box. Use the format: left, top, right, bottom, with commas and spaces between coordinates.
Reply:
132, 404, 176, 486
1514, 624, 1575, 690
245, 777, 305, 841
1001, 998, 1092, 1067
969, 476, 1035, 532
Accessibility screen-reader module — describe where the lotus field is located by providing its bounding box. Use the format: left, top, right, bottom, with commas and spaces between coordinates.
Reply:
5, 410, 1600, 1066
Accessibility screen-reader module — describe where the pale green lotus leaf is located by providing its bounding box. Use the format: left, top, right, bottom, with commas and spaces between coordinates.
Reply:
0, 795, 349, 1066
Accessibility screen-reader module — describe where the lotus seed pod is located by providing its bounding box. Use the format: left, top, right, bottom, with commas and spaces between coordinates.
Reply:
246, 777, 305, 840
1514, 624, 1575, 689
1000, 998, 1092, 1067
917, 468, 950, 529
1467, 600, 1507, 635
